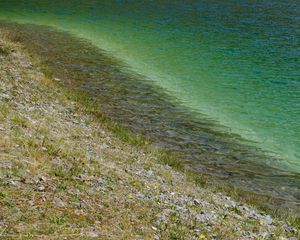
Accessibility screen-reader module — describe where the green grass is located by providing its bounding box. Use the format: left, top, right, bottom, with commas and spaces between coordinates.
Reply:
0, 45, 12, 56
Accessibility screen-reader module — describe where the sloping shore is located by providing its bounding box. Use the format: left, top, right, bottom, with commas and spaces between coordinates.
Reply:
0, 30, 299, 239
1, 21, 299, 205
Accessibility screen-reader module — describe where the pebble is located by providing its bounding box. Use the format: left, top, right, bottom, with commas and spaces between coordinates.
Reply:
99, 143, 109, 150
54, 197, 65, 207
39, 176, 47, 182
264, 215, 273, 225
136, 193, 146, 199
9, 180, 19, 187
86, 231, 101, 238
151, 226, 158, 231
195, 213, 207, 222
228, 200, 237, 208
36, 186, 46, 192
0, 94, 11, 101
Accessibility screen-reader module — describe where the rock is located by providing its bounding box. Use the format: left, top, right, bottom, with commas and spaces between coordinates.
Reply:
158, 214, 169, 224
39, 176, 47, 182
9, 180, 19, 187
196, 212, 207, 222
0, 93, 10, 100
264, 215, 273, 225
74, 209, 84, 216
260, 231, 269, 238
228, 200, 237, 208
151, 226, 158, 231
86, 231, 101, 238
239, 205, 249, 212
136, 193, 146, 199
52, 156, 62, 165
36, 186, 46, 192
54, 197, 65, 207
193, 199, 201, 205
99, 143, 109, 150
146, 170, 154, 177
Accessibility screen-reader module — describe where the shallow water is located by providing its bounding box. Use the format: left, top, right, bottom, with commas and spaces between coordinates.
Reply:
0, 0, 299, 206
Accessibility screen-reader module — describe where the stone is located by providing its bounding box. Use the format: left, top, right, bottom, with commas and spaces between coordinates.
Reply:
9, 180, 19, 187
54, 197, 65, 207
136, 193, 146, 199
264, 215, 273, 225
36, 185, 46, 192
193, 199, 201, 205
151, 226, 158, 231
86, 231, 101, 238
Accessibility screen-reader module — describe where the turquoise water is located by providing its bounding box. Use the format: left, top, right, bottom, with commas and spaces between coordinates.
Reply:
0, 1, 299, 173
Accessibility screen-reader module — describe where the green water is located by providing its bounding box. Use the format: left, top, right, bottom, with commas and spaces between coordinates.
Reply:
0, 1, 299, 173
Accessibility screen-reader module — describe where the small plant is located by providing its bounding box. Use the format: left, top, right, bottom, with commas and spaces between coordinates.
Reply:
0, 103, 9, 119
49, 213, 68, 225
0, 43, 15, 56
11, 115, 29, 128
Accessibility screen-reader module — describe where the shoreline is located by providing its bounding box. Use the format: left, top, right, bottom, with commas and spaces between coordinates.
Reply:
1, 21, 299, 207
0, 28, 299, 239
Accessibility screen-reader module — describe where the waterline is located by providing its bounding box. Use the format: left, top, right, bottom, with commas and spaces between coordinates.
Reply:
1, 22, 299, 206
0, 0, 299, 172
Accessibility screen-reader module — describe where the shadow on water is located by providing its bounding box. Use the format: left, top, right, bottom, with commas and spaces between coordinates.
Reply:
1, 21, 299, 211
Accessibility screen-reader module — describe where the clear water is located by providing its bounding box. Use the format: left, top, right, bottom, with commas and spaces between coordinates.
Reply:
0, 1, 299, 202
